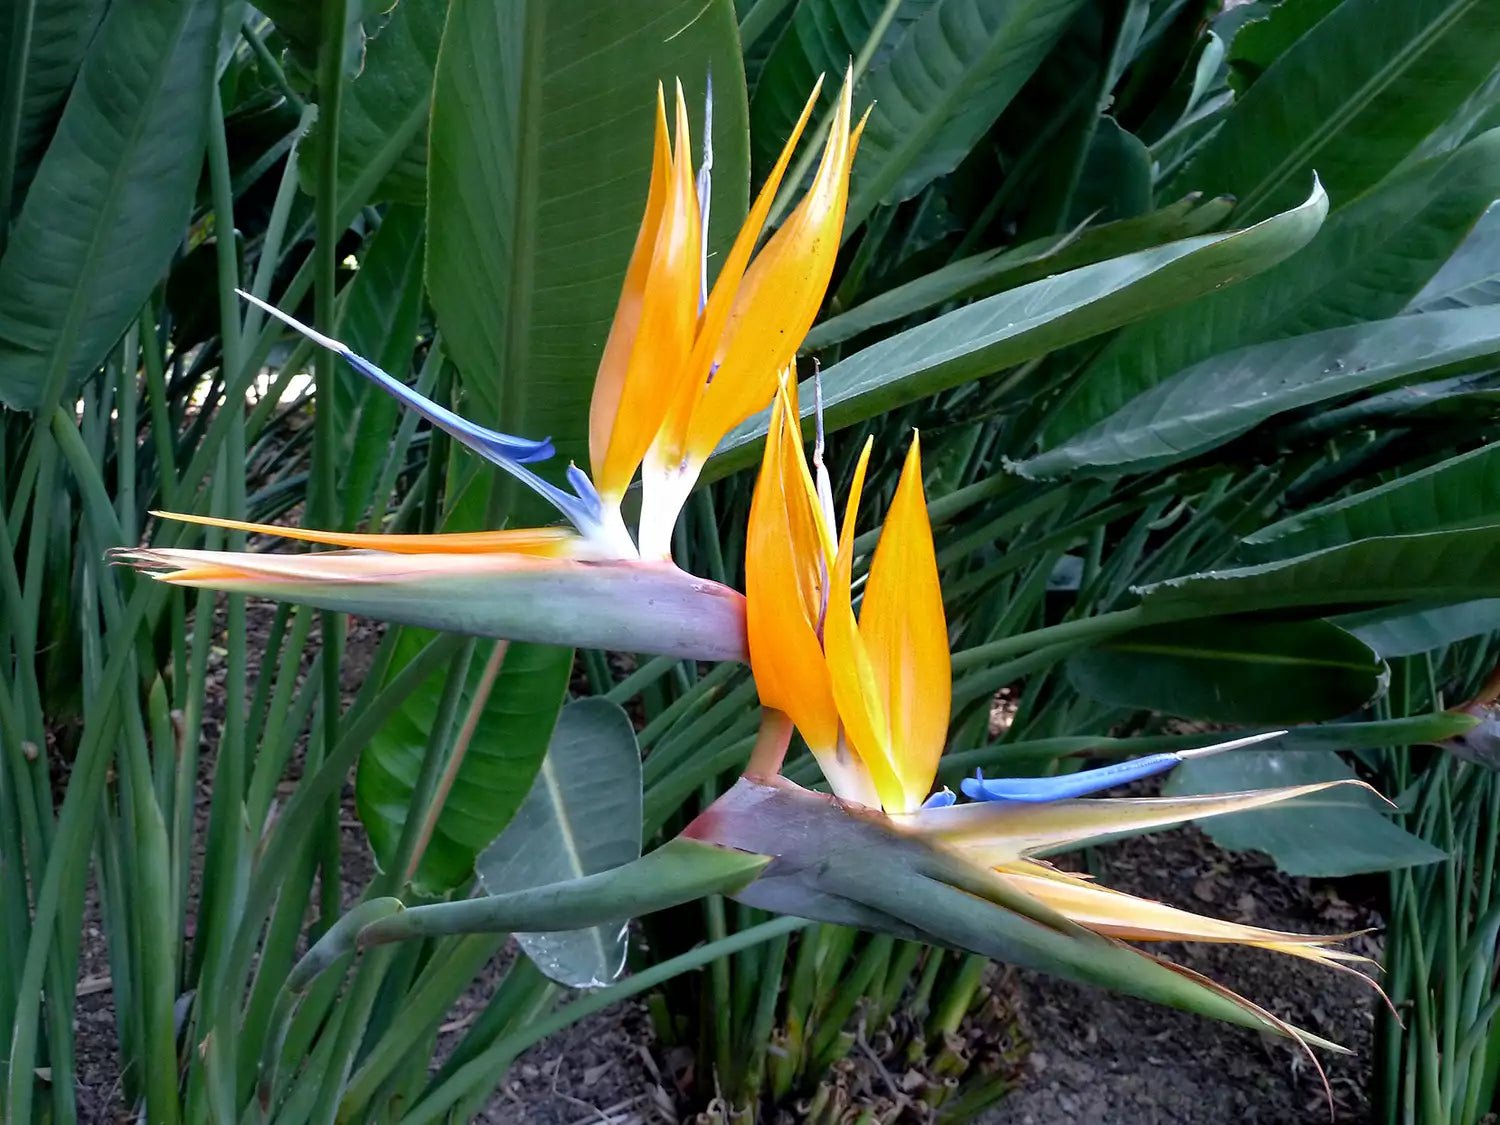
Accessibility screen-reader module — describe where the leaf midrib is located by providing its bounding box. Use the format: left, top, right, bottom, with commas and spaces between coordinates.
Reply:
1104, 641, 1375, 673
1235, 0, 1478, 220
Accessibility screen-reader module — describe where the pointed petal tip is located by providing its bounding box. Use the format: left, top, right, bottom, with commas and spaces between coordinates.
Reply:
1175, 730, 1288, 760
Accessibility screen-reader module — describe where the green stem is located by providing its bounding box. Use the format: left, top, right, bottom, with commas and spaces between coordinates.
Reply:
313, 0, 351, 939
951, 606, 1146, 673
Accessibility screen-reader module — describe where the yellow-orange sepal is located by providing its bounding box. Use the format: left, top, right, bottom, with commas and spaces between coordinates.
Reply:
824, 437, 948, 814
590, 82, 702, 504
152, 511, 583, 557
745, 378, 840, 752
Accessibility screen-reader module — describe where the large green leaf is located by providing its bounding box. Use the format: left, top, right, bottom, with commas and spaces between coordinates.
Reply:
1164, 749, 1445, 876
1243, 440, 1500, 561
847, 0, 1088, 226
1408, 202, 1500, 314
249, 0, 365, 72
747, 0, 934, 180
0, 0, 108, 215
1279, 369, 1500, 437
804, 193, 1233, 350
1336, 600, 1500, 659
0, 0, 219, 412
1224, 0, 1341, 94
1165, 0, 1500, 222
426, 0, 749, 477
1042, 127, 1500, 447
1138, 522, 1500, 619
299, 0, 445, 207
1064, 617, 1385, 724
707, 181, 1327, 478
477, 698, 642, 988
357, 633, 572, 894
1018, 307, 1500, 479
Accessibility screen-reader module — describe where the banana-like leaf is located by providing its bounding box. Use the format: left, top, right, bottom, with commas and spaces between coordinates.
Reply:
1243, 440, 1500, 561
849, 0, 1089, 225
426, 0, 749, 481
707, 181, 1328, 479
1065, 617, 1386, 724
1018, 306, 1500, 479
1336, 600, 1500, 659
478, 699, 642, 988
0, 0, 219, 412
805, 194, 1234, 350
1167, 0, 1500, 222
1043, 127, 1500, 448
2, 0, 108, 213
1224, 0, 1341, 95
335, 204, 426, 527
1138, 522, 1500, 620
112, 549, 749, 661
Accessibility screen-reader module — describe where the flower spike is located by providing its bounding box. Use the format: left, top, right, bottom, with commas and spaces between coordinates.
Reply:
720, 379, 1383, 1051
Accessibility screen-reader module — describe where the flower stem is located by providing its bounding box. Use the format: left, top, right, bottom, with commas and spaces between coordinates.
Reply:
748, 708, 795, 778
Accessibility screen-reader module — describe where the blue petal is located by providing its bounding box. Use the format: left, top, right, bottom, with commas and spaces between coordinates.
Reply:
336, 349, 555, 465
920, 789, 957, 809
959, 753, 1186, 804
237, 290, 606, 532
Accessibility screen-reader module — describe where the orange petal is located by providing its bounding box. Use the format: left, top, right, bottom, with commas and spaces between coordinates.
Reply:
590, 85, 672, 482
746, 380, 839, 751
858, 436, 948, 809
823, 438, 908, 810
593, 82, 702, 501
680, 74, 859, 465
153, 512, 583, 556
649, 77, 826, 470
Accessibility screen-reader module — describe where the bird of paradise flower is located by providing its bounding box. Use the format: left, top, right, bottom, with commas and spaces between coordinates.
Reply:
685, 377, 1381, 1064
115, 74, 864, 660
